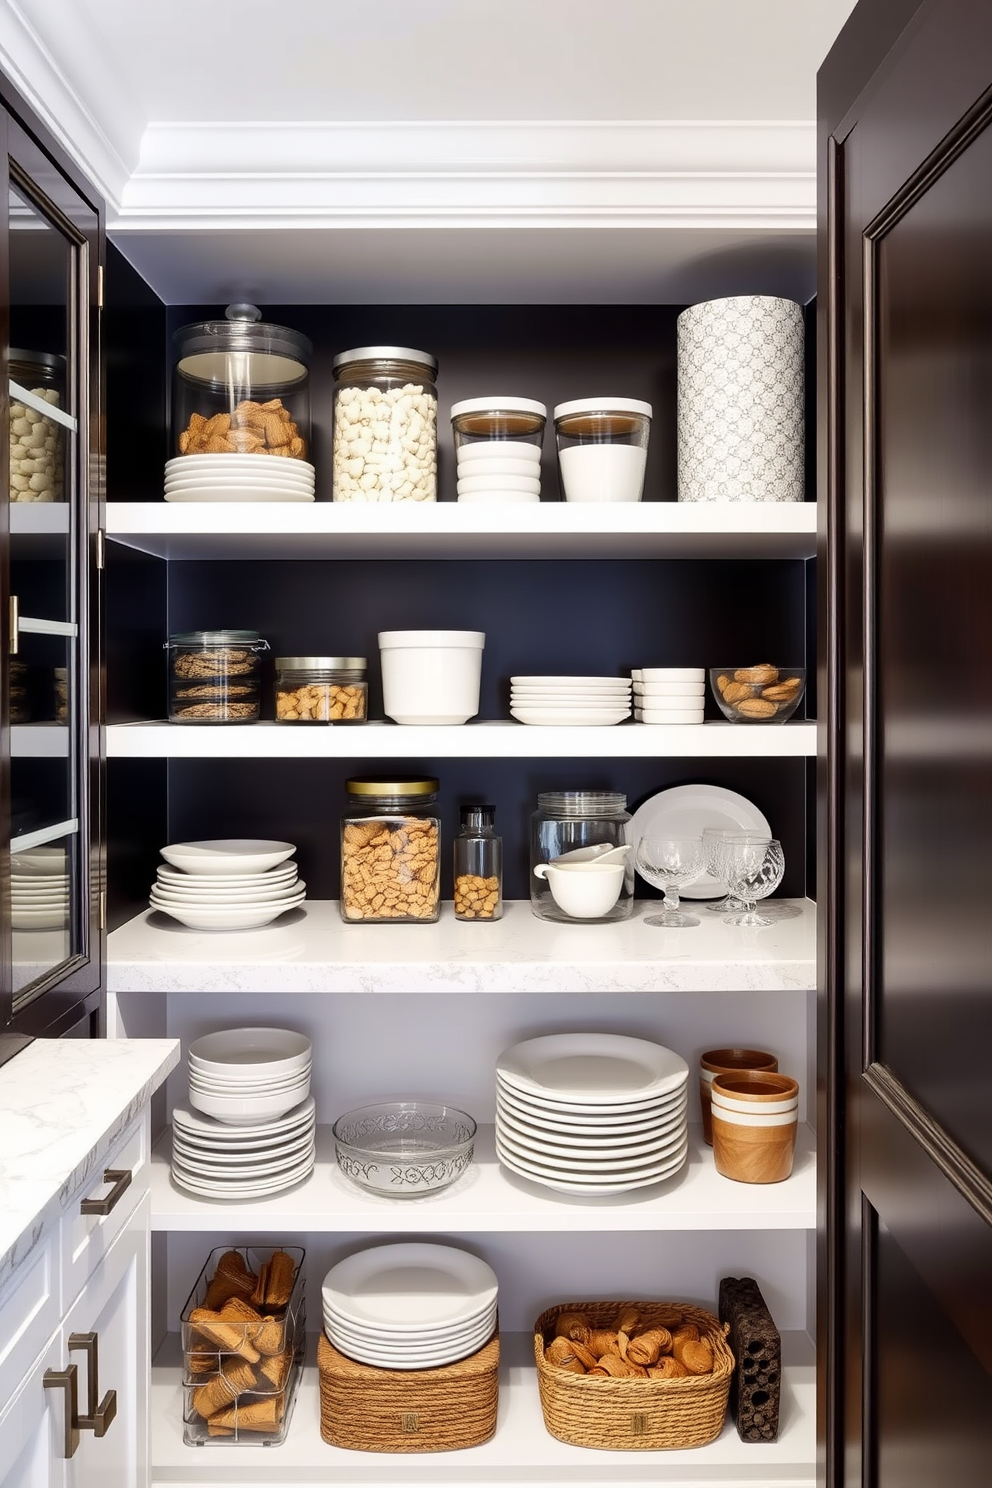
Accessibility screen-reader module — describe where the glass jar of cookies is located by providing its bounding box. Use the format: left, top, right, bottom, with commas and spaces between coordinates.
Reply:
340, 778, 440, 923
274, 657, 367, 724
166, 630, 270, 723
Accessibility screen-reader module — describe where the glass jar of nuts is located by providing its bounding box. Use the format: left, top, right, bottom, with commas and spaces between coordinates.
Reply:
453, 804, 502, 922
332, 346, 438, 503
166, 630, 269, 723
274, 657, 367, 723
340, 778, 440, 924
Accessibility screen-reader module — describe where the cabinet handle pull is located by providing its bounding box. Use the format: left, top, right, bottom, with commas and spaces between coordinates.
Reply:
80, 1166, 132, 1216
69, 1332, 118, 1438
8, 594, 18, 656
43, 1363, 81, 1458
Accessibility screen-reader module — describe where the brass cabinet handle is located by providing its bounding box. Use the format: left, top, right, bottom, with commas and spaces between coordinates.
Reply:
43, 1363, 81, 1458
69, 1332, 118, 1438
80, 1166, 132, 1216
8, 594, 18, 656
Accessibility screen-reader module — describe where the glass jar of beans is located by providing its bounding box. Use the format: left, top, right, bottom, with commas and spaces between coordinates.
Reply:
274, 657, 367, 723
166, 630, 269, 723
340, 778, 440, 923
331, 347, 438, 503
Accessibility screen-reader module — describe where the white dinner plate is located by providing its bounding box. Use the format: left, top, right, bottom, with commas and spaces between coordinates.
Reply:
172, 1140, 316, 1180
156, 864, 298, 888
172, 1097, 314, 1140
149, 894, 305, 929
170, 1158, 315, 1198
172, 1127, 315, 1162
165, 465, 315, 483
496, 1139, 688, 1195
510, 689, 630, 702
495, 1126, 685, 1176
495, 1096, 686, 1149
511, 710, 630, 726
152, 880, 304, 905
11, 908, 69, 928
166, 456, 316, 475
164, 477, 315, 494
625, 784, 771, 898
495, 1078, 687, 1124
495, 1116, 686, 1168
165, 487, 316, 503
322, 1300, 497, 1346
325, 1334, 495, 1371
511, 676, 630, 688
322, 1243, 498, 1332
497, 1033, 688, 1103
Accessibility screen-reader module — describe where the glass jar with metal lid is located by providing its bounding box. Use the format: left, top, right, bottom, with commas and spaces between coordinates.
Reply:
341, 777, 440, 923
274, 657, 367, 723
554, 397, 652, 503
166, 630, 270, 724
451, 397, 546, 504
332, 346, 438, 503
172, 304, 312, 462
9, 349, 67, 502
530, 790, 633, 923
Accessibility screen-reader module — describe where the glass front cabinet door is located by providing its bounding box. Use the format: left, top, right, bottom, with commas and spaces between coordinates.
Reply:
0, 107, 102, 1049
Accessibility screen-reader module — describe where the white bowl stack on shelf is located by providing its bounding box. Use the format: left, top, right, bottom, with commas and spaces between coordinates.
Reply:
495, 1033, 690, 1195
456, 438, 542, 504
510, 675, 632, 726
164, 454, 316, 503
321, 1243, 499, 1369
149, 838, 306, 930
631, 667, 706, 724
11, 845, 70, 929
171, 1027, 316, 1198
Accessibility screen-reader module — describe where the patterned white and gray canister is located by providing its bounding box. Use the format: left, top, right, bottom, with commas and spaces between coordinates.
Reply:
677, 295, 804, 503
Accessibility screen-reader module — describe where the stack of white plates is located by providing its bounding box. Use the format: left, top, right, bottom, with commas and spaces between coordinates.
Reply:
496, 1033, 689, 1195
164, 454, 316, 503
149, 838, 306, 930
510, 675, 631, 726
171, 1096, 316, 1199
11, 845, 69, 929
456, 439, 542, 504
631, 668, 706, 724
322, 1243, 499, 1369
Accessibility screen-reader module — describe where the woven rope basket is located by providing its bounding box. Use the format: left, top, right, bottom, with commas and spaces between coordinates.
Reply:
534, 1301, 733, 1451
317, 1330, 499, 1453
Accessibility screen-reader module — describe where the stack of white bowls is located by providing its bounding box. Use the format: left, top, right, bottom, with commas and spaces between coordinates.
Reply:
164, 454, 316, 503
631, 668, 706, 724
496, 1033, 689, 1196
11, 846, 70, 929
456, 440, 542, 504
149, 838, 306, 930
322, 1243, 499, 1369
510, 675, 631, 727
171, 1027, 315, 1198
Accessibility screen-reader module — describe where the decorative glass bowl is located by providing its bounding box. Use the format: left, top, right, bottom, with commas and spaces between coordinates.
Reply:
332, 1101, 476, 1197
710, 665, 807, 724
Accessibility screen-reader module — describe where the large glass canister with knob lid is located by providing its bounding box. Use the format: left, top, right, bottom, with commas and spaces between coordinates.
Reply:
171, 304, 312, 461
530, 790, 633, 922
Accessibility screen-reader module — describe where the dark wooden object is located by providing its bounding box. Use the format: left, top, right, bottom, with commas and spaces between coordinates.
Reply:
718, 1276, 781, 1442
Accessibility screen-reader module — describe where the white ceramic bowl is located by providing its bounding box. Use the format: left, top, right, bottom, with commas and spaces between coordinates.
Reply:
187, 1087, 312, 1125
633, 682, 706, 698
456, 441, 541, 466
634, 668, 705, 682
456, 488, 541, 504
454, 456, 541, 480
379, 630, 485, 726
533, 861, 626, 918
634, 709, 705, 725
456, 473, 541, 495
151, 897, 305, 930
159, 839, 296, 875
188, 1026, 312, 1078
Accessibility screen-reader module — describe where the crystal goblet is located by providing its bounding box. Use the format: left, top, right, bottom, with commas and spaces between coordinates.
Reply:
634, 834, 704, 927
720, 837, 785, 928
701, 827, 770, 913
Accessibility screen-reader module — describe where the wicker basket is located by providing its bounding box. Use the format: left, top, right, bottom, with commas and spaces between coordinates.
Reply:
317, 1330, 499, 1453
534, 1301, 733, 1451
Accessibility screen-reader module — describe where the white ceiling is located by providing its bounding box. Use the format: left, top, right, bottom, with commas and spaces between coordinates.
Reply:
1, 0, 859, 302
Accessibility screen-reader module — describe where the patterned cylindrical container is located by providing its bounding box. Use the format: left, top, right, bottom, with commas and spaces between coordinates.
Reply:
677, 296, 804, 503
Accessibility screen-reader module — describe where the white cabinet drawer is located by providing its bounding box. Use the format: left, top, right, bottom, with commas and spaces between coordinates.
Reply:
61, 1111, 149, 1310
0, 1228, 60, 1419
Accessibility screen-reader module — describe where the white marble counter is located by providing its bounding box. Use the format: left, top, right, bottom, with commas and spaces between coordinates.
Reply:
107, 898, 816, 995
0, 1037, 179, 1290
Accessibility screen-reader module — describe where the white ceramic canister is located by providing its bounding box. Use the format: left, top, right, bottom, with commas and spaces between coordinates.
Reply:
378, 630, 485, 725
676, 295, 805, 503
553, 398, 652, 503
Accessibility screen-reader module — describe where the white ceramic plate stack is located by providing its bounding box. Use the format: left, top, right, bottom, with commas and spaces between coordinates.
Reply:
164, 454, 316, 503
149, 838, 306, 930
631, 668, 706, 724
322, 1243, 499, 1369
456, 438, 542, 504
496, 1033, 689, 1195
510, 675, 631, 727
11, 845, 70, 929
171, 1027, 315, 1198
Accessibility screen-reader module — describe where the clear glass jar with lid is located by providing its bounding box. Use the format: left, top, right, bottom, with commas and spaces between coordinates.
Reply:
172, 304, 312, 461
332, 346, 438, 503
451, 397, 546, 504
165, 630, 269, 723
274, 657, 367, 723
554, 397, 652, 503
341, 777, 441, 923
453, 804, 502, 921
9, 348, 67, 502
530, 790, 633, 923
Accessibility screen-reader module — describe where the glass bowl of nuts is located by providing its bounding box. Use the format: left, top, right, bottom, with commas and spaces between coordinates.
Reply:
710, 665, 807, 724
332, 1101, 476, 1197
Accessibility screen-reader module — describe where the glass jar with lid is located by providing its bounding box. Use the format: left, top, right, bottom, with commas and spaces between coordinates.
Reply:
332, 346, 438, 502
166, 630, 270, 723
554, 397, 652, 503
453, 804, 502, 921
274, 657, 367, 723
451, 397, 545, 504
172, 304, 312, 462
341, 778, 441, 923
9, 348, 66, 502
530, 790, 633, 923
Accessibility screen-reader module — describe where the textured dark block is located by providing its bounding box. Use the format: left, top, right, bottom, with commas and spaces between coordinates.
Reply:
719, 1276, 782, 1442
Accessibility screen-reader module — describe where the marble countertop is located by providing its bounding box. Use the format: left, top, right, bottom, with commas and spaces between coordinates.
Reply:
0, 1037, 180, 1291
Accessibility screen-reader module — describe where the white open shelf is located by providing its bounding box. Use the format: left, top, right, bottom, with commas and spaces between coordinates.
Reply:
106, 718, 816, 759
106, 500, 818, 562
151, 1330, 816, 1487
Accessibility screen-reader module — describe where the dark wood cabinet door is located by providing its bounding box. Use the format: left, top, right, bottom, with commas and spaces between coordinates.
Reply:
820, 2, 992, 1482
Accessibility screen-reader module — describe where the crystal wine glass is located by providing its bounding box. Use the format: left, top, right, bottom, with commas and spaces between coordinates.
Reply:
634, 835, 704, 927
701, 827, 770, 913
720, 837, 786, 928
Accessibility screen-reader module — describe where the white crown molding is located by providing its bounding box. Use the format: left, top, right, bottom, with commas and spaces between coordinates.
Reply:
117, 120, 815, 233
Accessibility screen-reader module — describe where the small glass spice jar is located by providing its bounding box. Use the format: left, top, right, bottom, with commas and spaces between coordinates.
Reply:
453, 804, 502, 922
340, 778, 441, 923
332, 346, 438, 503
166, 630, 269, 723
530, 790, 633, 923
274, 657, 367, 723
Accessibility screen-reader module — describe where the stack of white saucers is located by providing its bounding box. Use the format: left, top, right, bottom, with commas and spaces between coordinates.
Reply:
496, 1032, 689, 1196
11, 845, 70, 929
631, 667, 706, 724
149, 838, 306, 930
171, 1027, 315, 1198
322, 1243, 499, 1369
510, 675, 632, 726
164, 454, 316, 503
456, 439, 542, 504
